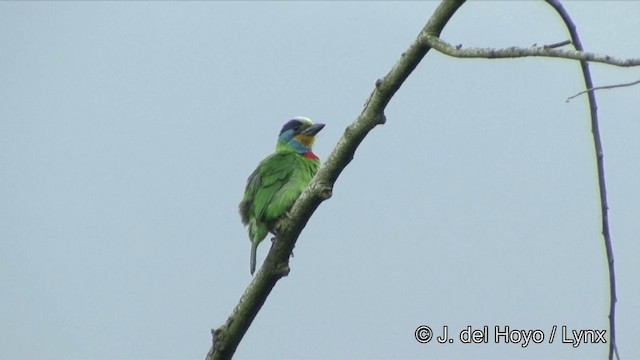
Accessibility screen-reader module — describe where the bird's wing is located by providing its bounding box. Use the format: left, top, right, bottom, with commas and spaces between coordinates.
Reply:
239, 152, 297, 224
239, 165, 260, 225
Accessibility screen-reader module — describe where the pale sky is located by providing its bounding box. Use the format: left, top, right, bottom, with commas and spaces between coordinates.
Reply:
1, 2, 639, 359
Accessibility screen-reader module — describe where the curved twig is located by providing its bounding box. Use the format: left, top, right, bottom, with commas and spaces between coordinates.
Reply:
545, 1, 619, 359
567, 78, 640, 102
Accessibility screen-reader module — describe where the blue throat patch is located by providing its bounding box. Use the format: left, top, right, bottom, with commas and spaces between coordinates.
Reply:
278, 130, 310, 154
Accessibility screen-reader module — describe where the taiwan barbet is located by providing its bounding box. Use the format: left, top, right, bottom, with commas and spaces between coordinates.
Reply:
239, 117, 325, 275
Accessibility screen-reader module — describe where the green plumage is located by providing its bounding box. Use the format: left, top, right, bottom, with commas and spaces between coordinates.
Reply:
239, 118, 323, 275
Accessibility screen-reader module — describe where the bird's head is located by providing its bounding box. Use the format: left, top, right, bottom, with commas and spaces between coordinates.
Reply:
276, 117, 325, 156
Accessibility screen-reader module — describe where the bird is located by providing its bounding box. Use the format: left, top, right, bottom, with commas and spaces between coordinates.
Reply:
239, 117, 325, 275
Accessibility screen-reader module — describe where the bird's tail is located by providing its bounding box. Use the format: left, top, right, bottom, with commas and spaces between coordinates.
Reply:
250, 242, 258, 275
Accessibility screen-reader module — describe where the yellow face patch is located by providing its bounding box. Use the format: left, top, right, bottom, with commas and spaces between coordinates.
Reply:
294, 134, 315, 147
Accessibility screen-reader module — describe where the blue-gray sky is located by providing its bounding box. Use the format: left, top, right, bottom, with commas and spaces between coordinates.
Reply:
1, 2, 639, 359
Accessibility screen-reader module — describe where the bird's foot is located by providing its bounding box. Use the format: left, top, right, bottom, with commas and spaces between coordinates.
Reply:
281, 210, 294, 223
271, 236, 295, 257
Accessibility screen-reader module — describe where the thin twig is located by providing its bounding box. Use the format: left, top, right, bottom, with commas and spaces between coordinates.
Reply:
546, 1, 619, 359
566, 78, 640, 102
543, 39, 572, 49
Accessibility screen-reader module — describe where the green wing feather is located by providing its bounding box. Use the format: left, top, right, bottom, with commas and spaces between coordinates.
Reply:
239, 152, 296, 235
239, 151, 319, 274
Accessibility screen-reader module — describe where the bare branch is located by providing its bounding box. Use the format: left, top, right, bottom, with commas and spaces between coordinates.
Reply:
566, 78, 640, 102
426, 34, 640, 67
545, 1, 619, 359
205, 1, 467, 359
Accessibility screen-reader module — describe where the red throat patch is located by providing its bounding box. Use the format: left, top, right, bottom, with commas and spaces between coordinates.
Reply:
304, 151, 319, 160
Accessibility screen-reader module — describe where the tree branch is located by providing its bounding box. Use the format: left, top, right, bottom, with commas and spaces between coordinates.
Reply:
425, 34, 640, 67
205, 1, 467, 359
207, 1, 630, 358
545, 1, 619, 359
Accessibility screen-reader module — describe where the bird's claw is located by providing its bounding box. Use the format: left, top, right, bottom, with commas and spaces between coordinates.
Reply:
270, 236, 295, 257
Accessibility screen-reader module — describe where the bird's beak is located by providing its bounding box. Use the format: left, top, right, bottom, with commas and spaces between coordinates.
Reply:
301, 123, 325, 136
